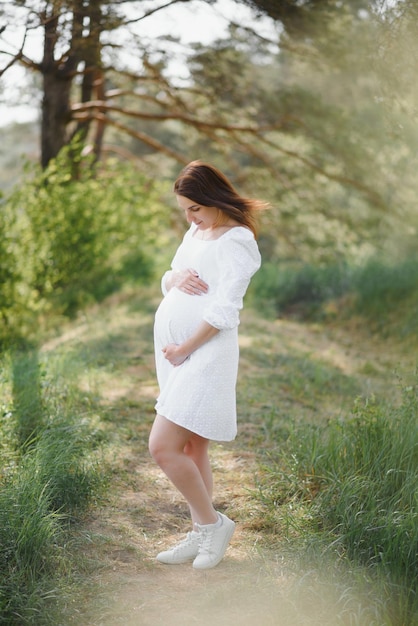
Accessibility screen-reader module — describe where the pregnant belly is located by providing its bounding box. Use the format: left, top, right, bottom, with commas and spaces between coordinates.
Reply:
155, 288, 210, 343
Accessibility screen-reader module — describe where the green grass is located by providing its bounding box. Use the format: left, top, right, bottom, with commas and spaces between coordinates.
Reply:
250, 260, 352, 318
0, 272, 417, 624
0, 343, 107, 624
251, 255, 418, 338
0, 463, 64, 624
256, 382, 418, 625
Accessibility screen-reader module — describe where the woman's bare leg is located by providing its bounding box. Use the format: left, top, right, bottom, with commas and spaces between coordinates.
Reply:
184, 434, 213, 526
149, 414, 218, 526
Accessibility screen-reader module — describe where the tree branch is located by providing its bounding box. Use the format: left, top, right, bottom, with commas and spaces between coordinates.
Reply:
73, 111, 188, 164
118, 0, 195, 26
70, 100, 280, 132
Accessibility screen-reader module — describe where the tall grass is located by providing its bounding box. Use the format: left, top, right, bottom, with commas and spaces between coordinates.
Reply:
257, 382, 418, 625
353, 257, 418, 316
0, 461, 64, 624
249, 260, 352, 318
0, 346, 105, 624
10, 343, 44, 448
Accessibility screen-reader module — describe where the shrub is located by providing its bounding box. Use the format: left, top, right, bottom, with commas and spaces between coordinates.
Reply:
0, 146, 169, 342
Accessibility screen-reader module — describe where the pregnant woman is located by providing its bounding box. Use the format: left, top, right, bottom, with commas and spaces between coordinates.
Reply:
149, 160, 265, 570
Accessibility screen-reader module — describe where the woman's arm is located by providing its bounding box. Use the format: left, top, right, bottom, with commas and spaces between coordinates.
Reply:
162, 321, 219, 366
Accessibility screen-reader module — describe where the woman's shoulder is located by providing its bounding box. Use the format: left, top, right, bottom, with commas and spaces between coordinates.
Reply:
218, 226, 260, 264
220, 225, 256, 243
217, 226, 261, 275
218, 226, 258, 254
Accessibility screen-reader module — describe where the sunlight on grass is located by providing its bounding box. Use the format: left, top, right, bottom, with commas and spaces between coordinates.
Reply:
1, 284, 416, 625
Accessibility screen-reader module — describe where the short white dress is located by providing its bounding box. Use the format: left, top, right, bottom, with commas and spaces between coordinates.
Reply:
154, 223, 261, 441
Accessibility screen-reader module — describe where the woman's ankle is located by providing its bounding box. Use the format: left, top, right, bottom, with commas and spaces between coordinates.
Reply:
197, 512, 220, 527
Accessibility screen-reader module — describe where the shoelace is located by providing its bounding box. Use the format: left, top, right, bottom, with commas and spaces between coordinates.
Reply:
197, 527, 213, 554
174, 531, 198, 551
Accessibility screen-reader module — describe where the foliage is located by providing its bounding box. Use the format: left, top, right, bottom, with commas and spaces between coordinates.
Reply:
2, 2, 418, 266
0, 203, 21, 330
244, 0, 373, 37
174, 13, 417, 262
0, 145, 168, 344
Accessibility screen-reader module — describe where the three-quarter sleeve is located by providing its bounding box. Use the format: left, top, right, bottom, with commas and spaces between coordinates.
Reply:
203, 229, 261, 330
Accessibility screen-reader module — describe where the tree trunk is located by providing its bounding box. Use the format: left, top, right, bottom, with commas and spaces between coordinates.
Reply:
70, 0, 104, 161
41, 70, 72, 168
40, 1, 84, 168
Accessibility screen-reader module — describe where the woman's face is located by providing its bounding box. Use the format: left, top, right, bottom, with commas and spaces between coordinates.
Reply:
176, 195, 218, 231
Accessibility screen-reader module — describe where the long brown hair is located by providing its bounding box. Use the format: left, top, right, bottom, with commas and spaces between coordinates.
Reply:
174, 160, 267, 238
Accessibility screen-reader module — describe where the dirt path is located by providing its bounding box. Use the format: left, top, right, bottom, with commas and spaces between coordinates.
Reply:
58, 296, 416, 626
80, 447, 290, 626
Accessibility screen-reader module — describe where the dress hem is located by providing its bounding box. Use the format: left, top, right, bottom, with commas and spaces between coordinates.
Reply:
154, 404, 237, 443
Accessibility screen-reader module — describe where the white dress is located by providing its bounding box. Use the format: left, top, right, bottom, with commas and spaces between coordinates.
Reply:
154, 223, 261, 441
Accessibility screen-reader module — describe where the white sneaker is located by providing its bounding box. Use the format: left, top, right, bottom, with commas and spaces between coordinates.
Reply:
156, 530, 200, 564
193, 512, 235, 570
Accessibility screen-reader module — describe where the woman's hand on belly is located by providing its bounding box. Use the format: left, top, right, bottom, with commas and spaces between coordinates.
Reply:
168, 268, 209, 296
162, 321, 220, 367
162, 343, 190, 367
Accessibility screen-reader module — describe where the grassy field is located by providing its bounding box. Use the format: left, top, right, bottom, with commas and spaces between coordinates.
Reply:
1, 283, 417, 625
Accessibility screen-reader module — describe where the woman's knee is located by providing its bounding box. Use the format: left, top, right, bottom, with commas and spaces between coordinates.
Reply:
149, 422, 182, 466
149, 415, 203, 466
148, 430, 167, 465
